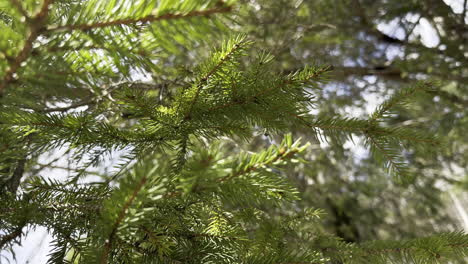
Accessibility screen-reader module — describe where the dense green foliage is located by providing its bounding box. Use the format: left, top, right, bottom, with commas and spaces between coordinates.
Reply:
0, 0, 467, 263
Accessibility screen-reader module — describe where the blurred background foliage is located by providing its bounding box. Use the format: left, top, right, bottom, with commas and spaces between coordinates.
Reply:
0, 0, 467, 262
232, 0, 468, 243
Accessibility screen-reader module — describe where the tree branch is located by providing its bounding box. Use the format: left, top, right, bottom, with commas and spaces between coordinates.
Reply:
47, 6, 232, 32
463, 0, 468, 25
100, 174, 149, 263
185, 39, 245, 119
6, 158, 26, 193
0, 225, 24, 249
0, 0, 53, 96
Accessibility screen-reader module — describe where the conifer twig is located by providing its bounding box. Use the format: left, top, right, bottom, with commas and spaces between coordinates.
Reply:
7, 158, 26, 193
184, 39, 245, 119
164, 143, 302, 198
47, 6, 233, 32
0, 0, 53, 96
369, 81, 432, 122
0, 225, 23, 249
100, 174, 148, 263
207, 66, 332, 112
366, 134, 407, 179
217, 148, 291, 183
286, 111, 365, 133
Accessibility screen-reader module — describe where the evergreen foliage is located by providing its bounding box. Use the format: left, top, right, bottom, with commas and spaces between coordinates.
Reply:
0, 0, 467, 263
236, 0, 468, 248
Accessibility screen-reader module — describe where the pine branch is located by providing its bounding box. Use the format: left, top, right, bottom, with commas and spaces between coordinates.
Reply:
251, 65, 330, 101
378, 127, 439, 146
96, 161, 166, 263
0, 0, 53, 96
47, 6, 233, 32
165, 135, 306, 200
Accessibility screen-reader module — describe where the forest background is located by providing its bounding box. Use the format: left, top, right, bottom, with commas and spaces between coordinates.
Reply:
0, 0, 467, 263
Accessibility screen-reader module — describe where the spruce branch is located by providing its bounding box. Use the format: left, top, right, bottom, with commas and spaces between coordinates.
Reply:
47, 5, 233, 32
6, 158, 26, 193
370, 81, 433, 122
100, 172, 148, 264
378, 127, 439, 146
97, 161, 166, 263
0, 0, 53, 96
250, 65, 330, 100
207, 65, 332, 113
218, 135, 308, 183
184, 35, 249, 119
365, 134, 411, 184
0, 225, 23, 249
165, 135, 306, 200
218, 148, 291, 183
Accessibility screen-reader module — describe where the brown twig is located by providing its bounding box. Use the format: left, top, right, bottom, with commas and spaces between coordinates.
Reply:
0, 225, 24, 249
47, 6, 232, 32
100, 174, 148, 263
0, 0, 53, 96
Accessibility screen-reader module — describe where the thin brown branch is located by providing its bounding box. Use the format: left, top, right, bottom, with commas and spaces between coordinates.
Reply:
0, 0, 53, 96
47, 6, 232, 32
322, 65, 468, 84
6, 158, 26, 193
0, 225, 23, 249
286, 111, 366, 133
463, 0, 467, 25
100, 174, 148, 264
351, 0, 444, 55
332, 65, 403, 78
